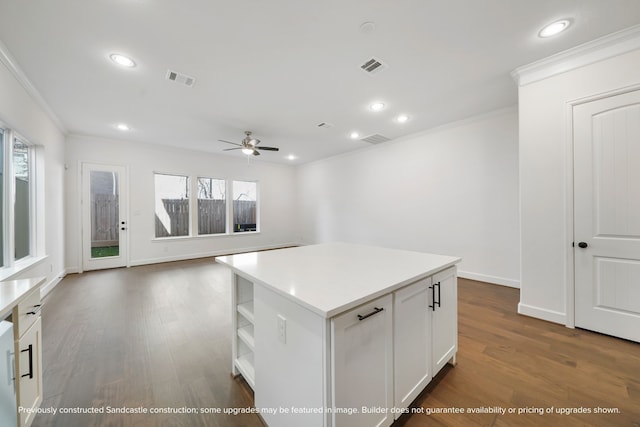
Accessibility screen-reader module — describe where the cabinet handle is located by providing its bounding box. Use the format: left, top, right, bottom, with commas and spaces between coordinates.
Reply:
429, 282, 441, 311
27, 304, 42, 315
21, 344, 33, 379
357, 307, 384, 321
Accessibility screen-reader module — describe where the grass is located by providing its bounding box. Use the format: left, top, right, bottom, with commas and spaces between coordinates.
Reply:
91, 246, 119, 258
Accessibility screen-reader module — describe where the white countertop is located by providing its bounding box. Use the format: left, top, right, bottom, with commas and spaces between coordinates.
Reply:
0, 277, 46, 320
216, 243, 460, 318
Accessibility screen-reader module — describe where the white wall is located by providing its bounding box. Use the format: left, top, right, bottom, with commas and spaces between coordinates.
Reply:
296, 108, 520, 287
65, 135, 298, 271
0, 49, 66, 294
517, 47, 640, 324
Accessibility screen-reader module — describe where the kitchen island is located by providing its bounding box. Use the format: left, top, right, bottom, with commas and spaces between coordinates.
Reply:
216, 243, 460, 427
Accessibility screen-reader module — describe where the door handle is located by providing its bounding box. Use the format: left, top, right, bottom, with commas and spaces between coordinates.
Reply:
357, 307, 384, 321
21, 344, 33, 379
429, 282, 441, 311
578, 242, 588, 248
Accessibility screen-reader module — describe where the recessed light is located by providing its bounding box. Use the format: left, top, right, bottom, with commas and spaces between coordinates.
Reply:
369, 102, 386, 112
116, 123, 130, 131
110, 53, 136, 68
396, 114, 410, 123
538, 19, 572, 38
287, 154, 297, 161
350, 131, 360, 139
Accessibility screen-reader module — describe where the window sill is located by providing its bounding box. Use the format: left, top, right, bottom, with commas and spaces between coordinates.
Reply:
0, 255, 48, 282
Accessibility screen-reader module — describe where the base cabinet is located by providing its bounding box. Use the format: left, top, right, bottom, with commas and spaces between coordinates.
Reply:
431, 267, 458, 376
11, 286, 43, 427
393, 278, 432, 414
331, 295, 394, 427
230, 266, 457, 427
15, 318, 43, 427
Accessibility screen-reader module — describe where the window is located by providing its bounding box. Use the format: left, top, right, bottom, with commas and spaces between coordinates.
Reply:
0, 129, 4, 266
154, 173, 189, 237
197, 177, 226, 235
0, 126, 36, 270
13, 138, 30, 260
232, 180, 258, 232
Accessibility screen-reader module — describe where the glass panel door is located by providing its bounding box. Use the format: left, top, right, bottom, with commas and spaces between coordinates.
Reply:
82, 163, 127, 271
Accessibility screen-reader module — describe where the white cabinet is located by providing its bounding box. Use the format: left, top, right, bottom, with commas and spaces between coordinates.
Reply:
13, 288, 43, 427
431, 267, 457, 375
231, 274, 255, 388
393, 278, 431, 413
331, 294, 393, 427
219, 244, 460, 427
393, 267, 458, 416
15, 318, 42, 427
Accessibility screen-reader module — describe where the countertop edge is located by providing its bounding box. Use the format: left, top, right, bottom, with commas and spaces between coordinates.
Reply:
216, 256, 460, 319
0, 276, 46, 320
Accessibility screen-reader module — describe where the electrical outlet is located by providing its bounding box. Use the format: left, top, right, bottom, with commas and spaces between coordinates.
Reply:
277, 314, 286, 344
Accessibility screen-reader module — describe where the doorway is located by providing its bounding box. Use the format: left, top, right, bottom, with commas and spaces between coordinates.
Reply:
82, 163, 128, 271
573, 89, 640, 342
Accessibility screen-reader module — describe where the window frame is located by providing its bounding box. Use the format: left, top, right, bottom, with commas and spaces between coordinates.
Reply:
231, 180, 260, 234
151, 174, 261, 240
0, 125, 37, 271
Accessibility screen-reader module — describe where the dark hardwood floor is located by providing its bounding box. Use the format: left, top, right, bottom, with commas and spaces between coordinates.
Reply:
33, 258, 640, 427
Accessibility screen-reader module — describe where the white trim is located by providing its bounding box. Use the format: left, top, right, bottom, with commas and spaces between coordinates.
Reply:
0, 39, 67, 133
65, 266, 80, 275
40, 270, 66, 298
564, 100, 576, 329
512, 24, 640, 86
517, 302, 566, 325
0, 255, 48, 281
129, 242, 299, 267
457, 270, 520, 288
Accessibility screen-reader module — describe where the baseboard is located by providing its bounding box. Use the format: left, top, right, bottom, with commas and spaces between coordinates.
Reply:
40, 269, 68, 298
458, 270, 520, 288
517, 302, 566, 325
129, 242, 301, 267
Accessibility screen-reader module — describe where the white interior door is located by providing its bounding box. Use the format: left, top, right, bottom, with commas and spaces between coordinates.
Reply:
573, 89, 640, 343
82, 163, 128, 271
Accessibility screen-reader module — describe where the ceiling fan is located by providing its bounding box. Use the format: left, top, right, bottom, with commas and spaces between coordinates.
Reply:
219, 131, 279, 156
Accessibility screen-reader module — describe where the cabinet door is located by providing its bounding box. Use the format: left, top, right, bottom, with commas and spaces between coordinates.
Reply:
331, 294, 393, 427
16, 317, 43, 427
393, 278, 431, 414
431, 267, 457, 375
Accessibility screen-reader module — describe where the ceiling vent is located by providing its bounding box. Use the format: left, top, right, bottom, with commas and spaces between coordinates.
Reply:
361, 134, 391, 144
360, 57, 388, 75
317, 122, 334, 129
166, 69, 196, 87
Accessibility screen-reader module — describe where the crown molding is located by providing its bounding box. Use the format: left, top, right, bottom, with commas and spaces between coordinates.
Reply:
512, 24, 640, 86
0, 38, 67, 134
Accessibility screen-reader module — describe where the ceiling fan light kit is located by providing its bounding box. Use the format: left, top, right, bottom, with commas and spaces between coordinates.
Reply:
219, 131, 280, 157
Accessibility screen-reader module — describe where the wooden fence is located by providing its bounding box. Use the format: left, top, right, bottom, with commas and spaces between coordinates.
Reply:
91, 194, 119, 247
155, 199, 256, 237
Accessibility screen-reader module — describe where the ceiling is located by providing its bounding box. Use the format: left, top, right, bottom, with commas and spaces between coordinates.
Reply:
0, 0, 639, 164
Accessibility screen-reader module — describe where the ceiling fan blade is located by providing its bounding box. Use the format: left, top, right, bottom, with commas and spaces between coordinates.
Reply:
252, 150, 261, 156
223, 147, 243, 151
219, 139, 242, 146
257, 146, 279, 151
